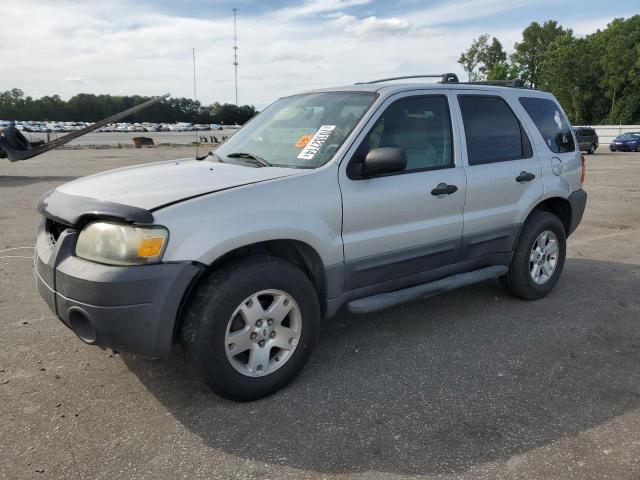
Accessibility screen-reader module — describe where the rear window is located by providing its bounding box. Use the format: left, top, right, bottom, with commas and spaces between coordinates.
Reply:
458, 95, 532, 166
519, 97, 575, 153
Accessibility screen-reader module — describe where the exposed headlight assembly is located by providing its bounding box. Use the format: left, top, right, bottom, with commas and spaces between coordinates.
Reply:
76, 221, 168, 266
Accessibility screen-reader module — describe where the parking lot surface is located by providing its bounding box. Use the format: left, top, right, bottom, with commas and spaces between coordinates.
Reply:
1, 148, 639, 479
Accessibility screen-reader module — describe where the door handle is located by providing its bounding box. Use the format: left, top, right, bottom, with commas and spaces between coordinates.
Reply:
516, 171, 536, 183
431, 183, 458, 196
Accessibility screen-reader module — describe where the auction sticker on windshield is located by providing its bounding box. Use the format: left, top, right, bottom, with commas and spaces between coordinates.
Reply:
297, 125, 335, 160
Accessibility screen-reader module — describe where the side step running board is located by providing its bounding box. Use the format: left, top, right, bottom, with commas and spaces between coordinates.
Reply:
347, 265, 509, 314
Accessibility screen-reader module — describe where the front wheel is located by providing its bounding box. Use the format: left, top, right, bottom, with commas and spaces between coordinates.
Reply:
182, 256, 321, 401
588, 143, 596, 154
501, 211, 566, 300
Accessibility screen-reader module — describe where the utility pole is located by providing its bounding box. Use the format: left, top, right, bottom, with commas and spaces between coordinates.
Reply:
232, 8, 239, 106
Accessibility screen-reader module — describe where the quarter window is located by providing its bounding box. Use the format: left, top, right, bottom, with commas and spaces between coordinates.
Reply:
519, 97, 575, 153
458, 95, 533, 166
355, 96, 453, 174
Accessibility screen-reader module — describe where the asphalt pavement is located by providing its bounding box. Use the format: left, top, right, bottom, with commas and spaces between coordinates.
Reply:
1, 148, 638, 479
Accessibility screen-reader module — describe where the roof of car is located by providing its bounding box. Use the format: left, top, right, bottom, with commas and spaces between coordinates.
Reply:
301, 81, 552, 98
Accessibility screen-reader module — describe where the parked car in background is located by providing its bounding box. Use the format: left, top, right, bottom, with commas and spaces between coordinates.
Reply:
574, 127, 599, 154
609, 132, 640, 152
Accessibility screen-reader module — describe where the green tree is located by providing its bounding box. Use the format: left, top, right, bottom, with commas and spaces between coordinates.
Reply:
511, 20, 571, 88
458, 34, 489, 81
478, 37, 507, 77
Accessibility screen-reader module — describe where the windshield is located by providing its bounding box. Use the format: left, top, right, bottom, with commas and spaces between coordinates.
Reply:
214, 91, 377, 168
619, 132, 640, 139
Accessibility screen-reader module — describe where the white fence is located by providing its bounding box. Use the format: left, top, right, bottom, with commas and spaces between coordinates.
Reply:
577, 125, 640, 144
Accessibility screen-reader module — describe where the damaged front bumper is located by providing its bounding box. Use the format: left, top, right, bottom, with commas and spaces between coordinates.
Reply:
35, 219, 202, 358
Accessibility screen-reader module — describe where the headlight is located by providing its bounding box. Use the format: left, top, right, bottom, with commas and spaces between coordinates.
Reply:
76, 221, 168, 266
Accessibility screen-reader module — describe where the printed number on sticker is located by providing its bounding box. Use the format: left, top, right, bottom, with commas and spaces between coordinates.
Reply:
297, 125, 336, 160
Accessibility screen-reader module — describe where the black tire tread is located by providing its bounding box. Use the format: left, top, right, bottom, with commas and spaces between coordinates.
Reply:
181, 255, 321, 401
502, 210, 566, 300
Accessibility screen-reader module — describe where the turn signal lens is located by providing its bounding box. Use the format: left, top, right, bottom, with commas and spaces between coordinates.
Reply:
137, 237, 165, 257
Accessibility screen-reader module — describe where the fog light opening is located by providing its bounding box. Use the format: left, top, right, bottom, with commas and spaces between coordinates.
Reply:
68, 308, 97, 344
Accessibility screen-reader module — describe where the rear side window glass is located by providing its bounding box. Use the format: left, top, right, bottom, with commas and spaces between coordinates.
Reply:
519, 97, 575, 153
458, 95, 532, 166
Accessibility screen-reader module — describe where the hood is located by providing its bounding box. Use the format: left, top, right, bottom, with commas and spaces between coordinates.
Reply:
56, 158, 303, 210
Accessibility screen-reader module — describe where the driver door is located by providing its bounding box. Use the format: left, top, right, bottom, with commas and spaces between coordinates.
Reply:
339, 91, 466, 291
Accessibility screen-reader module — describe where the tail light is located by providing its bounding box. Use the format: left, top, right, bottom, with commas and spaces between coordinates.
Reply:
580, 153, 586, 187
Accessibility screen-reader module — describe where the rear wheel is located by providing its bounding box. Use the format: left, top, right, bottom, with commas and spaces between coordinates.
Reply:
182, 256, 321, 401
501, 211, 566, 300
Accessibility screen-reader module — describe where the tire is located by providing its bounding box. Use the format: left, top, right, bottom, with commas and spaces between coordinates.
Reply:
181, 255, 321, 401
501, 211, 566, 300
588, 143, 596, 154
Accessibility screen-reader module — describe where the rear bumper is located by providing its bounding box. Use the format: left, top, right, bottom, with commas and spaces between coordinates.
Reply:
35, 221, 203, 358
567, 189, 587, 236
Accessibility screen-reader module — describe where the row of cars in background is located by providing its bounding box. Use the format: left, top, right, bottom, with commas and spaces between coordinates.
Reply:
0, 120, 240, 133
574, 127, 640, 154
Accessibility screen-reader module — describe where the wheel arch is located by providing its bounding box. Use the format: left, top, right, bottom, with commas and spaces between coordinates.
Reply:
173, 239, 329, 342
524, 196, 572, 236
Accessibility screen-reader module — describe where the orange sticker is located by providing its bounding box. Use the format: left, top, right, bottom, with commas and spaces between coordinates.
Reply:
295, 135, 313, 148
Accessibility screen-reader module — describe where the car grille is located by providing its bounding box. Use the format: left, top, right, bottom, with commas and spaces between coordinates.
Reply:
46, 218, 68, 244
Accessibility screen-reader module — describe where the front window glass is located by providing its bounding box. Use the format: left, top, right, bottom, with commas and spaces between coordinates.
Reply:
356, 95, 453, 172
214, 92, 376, 168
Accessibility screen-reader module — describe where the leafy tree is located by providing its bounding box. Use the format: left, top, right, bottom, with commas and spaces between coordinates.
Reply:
478, 37, 507, 77
456, 15, 640, 124
0, 90, 258, 124
458, 34, 489, 81
511, 20, 571, 88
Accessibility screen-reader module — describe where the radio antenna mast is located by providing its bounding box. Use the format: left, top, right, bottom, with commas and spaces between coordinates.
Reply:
232, 8, 239, 106
193, 47, 199, 158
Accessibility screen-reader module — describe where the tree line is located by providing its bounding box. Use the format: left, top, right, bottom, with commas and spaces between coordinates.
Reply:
458, 15, 640, 125
0, 89, 258, 125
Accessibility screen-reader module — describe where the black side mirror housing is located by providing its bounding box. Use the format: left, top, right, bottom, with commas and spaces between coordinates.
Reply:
363, 147, 407, 177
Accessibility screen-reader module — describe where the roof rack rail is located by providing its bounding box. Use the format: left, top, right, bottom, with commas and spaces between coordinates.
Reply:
355, 73, 459, 85
461, 79, 527, 88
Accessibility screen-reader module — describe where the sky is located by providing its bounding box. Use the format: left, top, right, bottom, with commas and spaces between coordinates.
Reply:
1, 0, 637, 109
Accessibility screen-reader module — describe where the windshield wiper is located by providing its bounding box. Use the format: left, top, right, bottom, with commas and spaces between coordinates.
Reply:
226, 152, 271, 167
197, 151, 225, 162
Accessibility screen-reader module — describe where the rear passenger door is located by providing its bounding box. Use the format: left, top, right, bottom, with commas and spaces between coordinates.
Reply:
454, 93, 542, 261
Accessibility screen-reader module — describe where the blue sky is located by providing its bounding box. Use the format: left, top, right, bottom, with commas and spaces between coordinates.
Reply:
1, 0, 637, 110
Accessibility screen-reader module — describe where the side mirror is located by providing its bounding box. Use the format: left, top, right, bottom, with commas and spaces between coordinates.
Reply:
363, 147, 406, 177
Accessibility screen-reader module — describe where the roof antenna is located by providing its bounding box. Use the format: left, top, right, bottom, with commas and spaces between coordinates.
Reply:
192, 47, 199, 159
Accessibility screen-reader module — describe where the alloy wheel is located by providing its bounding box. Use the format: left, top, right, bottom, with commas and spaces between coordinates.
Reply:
224, 289, 302, 377
529, 230, 559, 284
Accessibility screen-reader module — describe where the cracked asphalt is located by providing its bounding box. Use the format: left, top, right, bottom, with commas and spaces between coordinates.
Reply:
1, 147, 639, 479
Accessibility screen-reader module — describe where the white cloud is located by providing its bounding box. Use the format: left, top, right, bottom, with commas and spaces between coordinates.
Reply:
0, 0, 627, 110
344, 16, 411, 36
62, 77, 85, 84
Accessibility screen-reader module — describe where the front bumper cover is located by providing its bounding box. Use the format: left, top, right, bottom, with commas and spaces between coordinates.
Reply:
35, 220, 203, 358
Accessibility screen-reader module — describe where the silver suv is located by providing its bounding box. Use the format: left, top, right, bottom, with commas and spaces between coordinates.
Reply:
35, 75, 587, 400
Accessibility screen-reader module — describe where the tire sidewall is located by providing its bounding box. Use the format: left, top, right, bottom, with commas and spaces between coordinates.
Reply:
185, 256, 321, 400
511, 212, 567, 298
